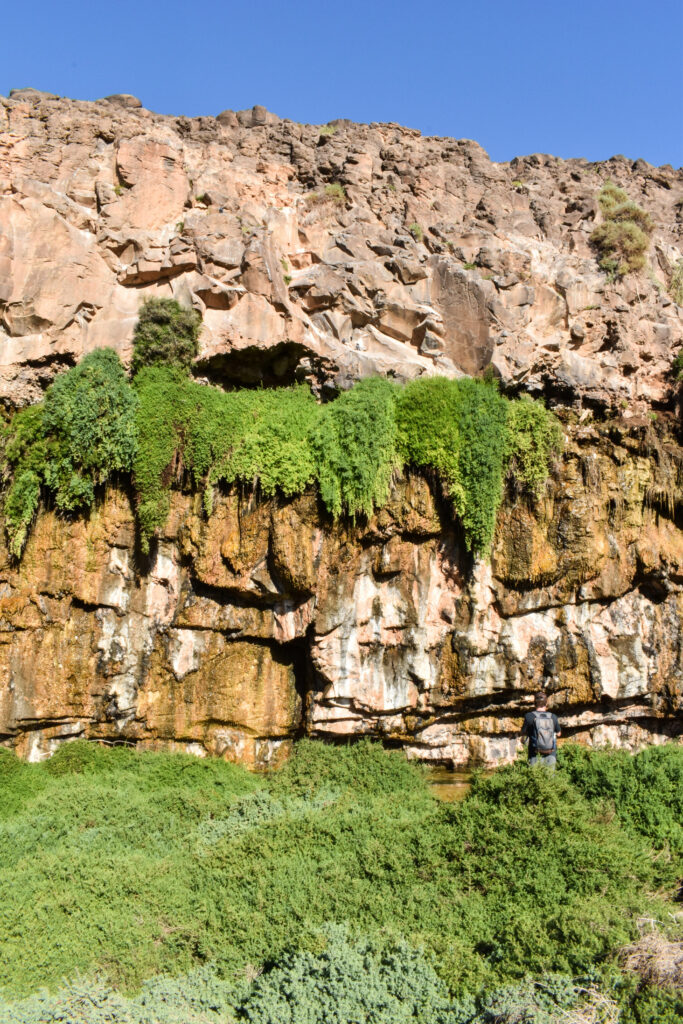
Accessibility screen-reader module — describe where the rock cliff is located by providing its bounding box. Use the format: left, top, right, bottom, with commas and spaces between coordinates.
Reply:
0, 90, 681, 764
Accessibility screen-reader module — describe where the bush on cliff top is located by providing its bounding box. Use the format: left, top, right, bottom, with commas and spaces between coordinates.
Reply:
2, 300, 562, 556
130, 298, 201, 376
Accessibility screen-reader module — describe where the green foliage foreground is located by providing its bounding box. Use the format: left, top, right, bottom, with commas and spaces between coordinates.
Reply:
2, 341, 562, 557
0, 741, 680, 1022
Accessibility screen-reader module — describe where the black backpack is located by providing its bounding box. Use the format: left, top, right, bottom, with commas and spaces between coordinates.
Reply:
533, 711, 555, 754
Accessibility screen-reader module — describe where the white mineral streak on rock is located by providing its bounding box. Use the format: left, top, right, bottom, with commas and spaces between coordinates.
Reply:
167, 629, 206, 680
96, 608, 154, 721
311, 541, 461, 727
272, 597, 315, 643
101, 546, 130, 613
145, 543, 180, 625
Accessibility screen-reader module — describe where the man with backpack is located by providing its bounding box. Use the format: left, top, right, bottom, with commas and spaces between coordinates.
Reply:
522, 691, 561, 767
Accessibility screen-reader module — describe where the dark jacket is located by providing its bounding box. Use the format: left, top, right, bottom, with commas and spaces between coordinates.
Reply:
522, 710, 561, 756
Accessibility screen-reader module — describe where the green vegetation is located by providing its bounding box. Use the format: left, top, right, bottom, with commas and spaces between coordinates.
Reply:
0, 741, 680, 1022
669, 257, 683, 306
408, 221, 424, 242
310, 376, 398, 519
2, 300, 562, 557
318, 124, 337, 137
1, 349, 138, 556
590, 181, 654, 278
324, 182, 346, 201
130, 297, 202, 376
133, 368, 319, 550
674, 350, 683, 383
396, 379, 561, 551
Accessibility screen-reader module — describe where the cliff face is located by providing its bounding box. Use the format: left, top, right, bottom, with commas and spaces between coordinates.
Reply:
1, 90, 681, 411
1, 420, 680, 765
0, 90, 682, 765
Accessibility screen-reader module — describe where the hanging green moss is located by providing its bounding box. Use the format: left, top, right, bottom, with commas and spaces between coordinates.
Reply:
132, 367, 320, 551
2, 349, 138, 557
2, 340, 562, 558
506, 394, 564, 495
396, 377, 561, 553
310, 377, 399, 519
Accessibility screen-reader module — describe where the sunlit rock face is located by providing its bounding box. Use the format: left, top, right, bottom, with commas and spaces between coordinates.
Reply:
0, 433, 680, 767
0, 92, 681, 410
0, 92, 681, 766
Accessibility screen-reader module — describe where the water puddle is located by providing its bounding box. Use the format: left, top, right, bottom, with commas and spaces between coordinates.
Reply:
425, 766, 473, 802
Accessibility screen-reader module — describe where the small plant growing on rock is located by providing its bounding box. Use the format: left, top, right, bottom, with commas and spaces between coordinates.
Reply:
318, 124, 337, 138
673, 350, 683, 382
324, 182, 346, 202
131, 298, 202, 376
408, 221, 423, 242
590, 181, 654, 279
669, 258, 683, 306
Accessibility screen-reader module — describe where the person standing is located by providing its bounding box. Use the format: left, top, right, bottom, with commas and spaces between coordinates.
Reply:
522, 691, 561, 767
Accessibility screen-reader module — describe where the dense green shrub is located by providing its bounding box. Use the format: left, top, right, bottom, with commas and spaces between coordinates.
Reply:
621, 987, 683, 1024
2, 349, 138, 556
130, 298, 201, 376
559, 743, 683, 866
240, 925, 467, 1023
132, 367, 319, 550
590, 181, 654, 278
396, 378, 561, 551
310, 376, 398, 519
0, 741, 677, 1003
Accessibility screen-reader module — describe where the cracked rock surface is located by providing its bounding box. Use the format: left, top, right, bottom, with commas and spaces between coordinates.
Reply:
0, 92, 681, 765
0, 92, 681, 409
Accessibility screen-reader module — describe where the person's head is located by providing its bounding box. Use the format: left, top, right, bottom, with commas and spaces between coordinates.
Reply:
534, 692, 548, 710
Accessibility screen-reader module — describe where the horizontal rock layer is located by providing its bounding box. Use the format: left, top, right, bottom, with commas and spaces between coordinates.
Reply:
1, 423, 681, 766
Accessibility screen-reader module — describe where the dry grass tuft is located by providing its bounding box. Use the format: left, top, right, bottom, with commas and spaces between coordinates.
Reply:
557, 986, 620, 1024
620, 928, 683, 989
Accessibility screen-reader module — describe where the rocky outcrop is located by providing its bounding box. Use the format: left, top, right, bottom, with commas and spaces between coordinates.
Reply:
0, 93, 681, 410
0, 92, 681, 766
0, 421, 680, 766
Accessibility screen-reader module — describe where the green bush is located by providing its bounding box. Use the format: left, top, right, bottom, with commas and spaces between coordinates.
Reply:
0, 741, 676, 1002
590, 182, 654, 278
396, 378, 561, 552
130, 298, 202, 376
323, 182, 346, 201
310, 376, 398, 519
241, 925, 467, 1024
2, 349, 138, 556
559, 743, 683, 868
670, 258, 683, 306
673, 350, 683, 382
132, 367, 319, 551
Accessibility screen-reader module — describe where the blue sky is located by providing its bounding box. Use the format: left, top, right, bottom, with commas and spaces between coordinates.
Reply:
3, 0, 682, 166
